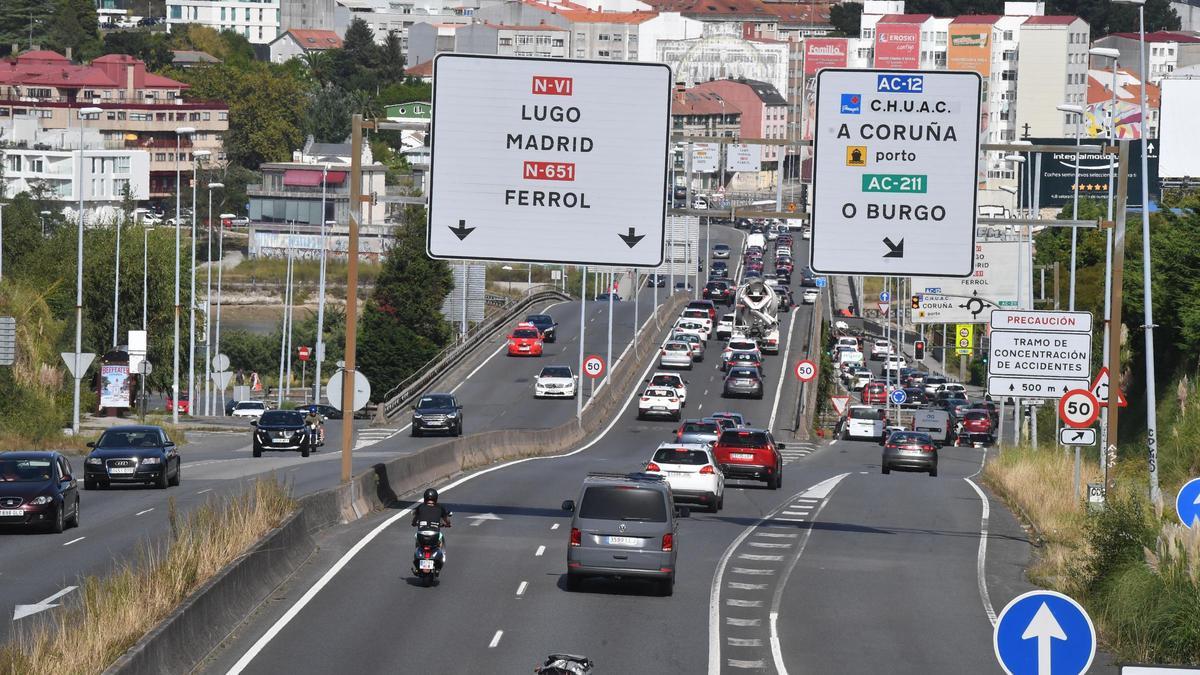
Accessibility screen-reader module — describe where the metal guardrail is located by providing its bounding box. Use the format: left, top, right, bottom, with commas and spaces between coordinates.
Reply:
378, 288, 572, 420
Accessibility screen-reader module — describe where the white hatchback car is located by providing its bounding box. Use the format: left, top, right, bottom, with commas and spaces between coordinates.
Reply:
534, 365, 577, 398
802, 288, 819, 304
638, 387, 683, 421
659, 341, 695, 370
674, 320, 709, 342
648, 372, 688, 404
231, 401, 267, 418
715, 313, 735, 341
871, 340, 893, 360
645, 444, 725, 512
679, 309, 713, 335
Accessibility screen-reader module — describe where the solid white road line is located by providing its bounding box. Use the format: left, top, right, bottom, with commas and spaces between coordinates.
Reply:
516, 581, 528, 597
965, 477, 998, 625
227, 294, 680, 674
534, 545, 545, 557
766, 308, 801, 432
62, 536, 85, 546
488, 630, 504, 648
197, 488, 213, 494
135, 508, 154, 516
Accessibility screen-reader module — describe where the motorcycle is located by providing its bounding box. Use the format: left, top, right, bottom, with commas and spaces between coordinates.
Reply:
412, 517, 451, 586
535, 654, 594, 674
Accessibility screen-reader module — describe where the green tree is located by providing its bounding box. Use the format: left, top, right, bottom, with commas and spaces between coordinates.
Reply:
357, 206, 454, 399
828, 3, 863, 37
46, 0, 100, 60
304, 85, 358, 143
0, 1, 54, 55
102, 30, 173, 70
379, 30, 406, 84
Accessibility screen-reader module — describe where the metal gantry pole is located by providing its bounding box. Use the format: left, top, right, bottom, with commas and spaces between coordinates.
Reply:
215, 212, 225, 414
314, 166, 330, 402
577, 265, 587, 420
71, 112, 88, 433
188, 159, 199, 416
1069, 111, 1081, 311
607, 270, 614, 386
1100, 57, 1119, 478
1135, 8, 1162, 504
142, 213, 148, 331
112, 208, 122, 349
204, 189, 212, 415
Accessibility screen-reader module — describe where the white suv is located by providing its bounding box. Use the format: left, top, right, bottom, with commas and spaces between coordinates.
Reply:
870, 340, 892, 360
638, 387, 683, 421
644, 443, 724, 512
648, 372, 688, 404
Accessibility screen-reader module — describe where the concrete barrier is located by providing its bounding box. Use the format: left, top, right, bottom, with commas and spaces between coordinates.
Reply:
105, 292, 689, 675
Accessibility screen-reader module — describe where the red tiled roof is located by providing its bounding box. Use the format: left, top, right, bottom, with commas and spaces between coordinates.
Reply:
406, 60, 434, 77
639, 0, 775, 19
0, 50, 187, 91
950, 15, 1001, 25
18, 50, 70, 63
1021, 15, 1080, 26
671, 88, 742, 116
762, 3, 832, 25
283, 29, 344, 50
1108, 31, 1200, 43
877, 14, 932, 23
520, 1, 659, 23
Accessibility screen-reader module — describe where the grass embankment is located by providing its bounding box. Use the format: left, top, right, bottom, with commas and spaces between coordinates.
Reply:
222, 257, 383, 286
986, 388, 1200, 665
0, 478, 295, 675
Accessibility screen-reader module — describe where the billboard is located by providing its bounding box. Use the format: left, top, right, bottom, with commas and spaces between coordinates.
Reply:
874, 24, 920, 70
690, 143, 720, 173
1031, 137, 1158, 208
1159, 78, 1200, 179
804, 38, 849, 76
947, 25, 991, 76
1085, 100, 1144, 140
100, 364, 131, 408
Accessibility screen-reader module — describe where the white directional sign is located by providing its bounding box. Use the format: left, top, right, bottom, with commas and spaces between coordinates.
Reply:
810, 69, 981, 277
910, 241, 1030, 324
988, 309, 1093, 399
1059, 427, 1097, 446
725, 144, 761, 172
426, 54, 670, 266
690, 143, 720, 173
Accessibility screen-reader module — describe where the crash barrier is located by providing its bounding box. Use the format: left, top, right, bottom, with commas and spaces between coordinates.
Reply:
105, 292, 690, 675
378, 288, 572, 421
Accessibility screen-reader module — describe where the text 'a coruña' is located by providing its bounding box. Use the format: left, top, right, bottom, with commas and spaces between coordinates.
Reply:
837, 123, 958, 142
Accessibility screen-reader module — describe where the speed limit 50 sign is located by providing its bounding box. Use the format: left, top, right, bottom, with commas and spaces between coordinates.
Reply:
1058, 389, 1100, 429
583, 355, 606, 379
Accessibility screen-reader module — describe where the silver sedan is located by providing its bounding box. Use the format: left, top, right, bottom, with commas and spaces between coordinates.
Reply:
659, 341, 695, 370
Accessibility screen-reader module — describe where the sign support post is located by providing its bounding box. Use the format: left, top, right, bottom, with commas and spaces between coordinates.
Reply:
1105, 141, 1131, 496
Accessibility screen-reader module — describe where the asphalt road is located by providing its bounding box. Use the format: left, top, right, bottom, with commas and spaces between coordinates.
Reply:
197, 232, 1117, 675
0, 226, 744, 644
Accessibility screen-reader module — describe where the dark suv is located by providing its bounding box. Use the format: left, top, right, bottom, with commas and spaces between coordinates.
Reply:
0, 451, 80, 533
524, 314, 558, 342
84, 425, 181, 489
712, 428, 785, 489
562, 472, 684, 596
252, 410, 315, 457
412, 393, 464, 437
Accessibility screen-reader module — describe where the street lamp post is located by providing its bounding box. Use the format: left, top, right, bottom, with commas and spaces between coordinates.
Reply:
172, 127, 196, 423
188, 149, 211, 415
135, 208, 149, 331
1056, 103, 1085, 311
112, 206, 124, 348
314, 164, 330, 404
1091, 46, 1121, 481
71, 106, 102, 434
0, 202, 7, 283
1004, 154, 1027, 305
216, 212, 236, 414
204, 181, 224, 416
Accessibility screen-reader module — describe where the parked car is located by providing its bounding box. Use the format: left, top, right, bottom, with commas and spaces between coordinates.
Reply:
84, 425, 181, 489
644, 444, 724, 512
411, 393, 464, 437
712, 428, 784, 489
881, 431, 939, 477
0, 451, 80, 532
561, 471, 683, 595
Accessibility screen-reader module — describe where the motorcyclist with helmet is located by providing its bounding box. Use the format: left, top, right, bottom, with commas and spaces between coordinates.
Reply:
412, 488, 452, 544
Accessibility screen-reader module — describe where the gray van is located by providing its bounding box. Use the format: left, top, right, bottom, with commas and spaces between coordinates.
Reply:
562, 472, 686, 596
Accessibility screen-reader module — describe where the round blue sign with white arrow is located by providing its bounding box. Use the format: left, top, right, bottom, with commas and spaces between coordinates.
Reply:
994, 590, 1095, 675
1175, 477, 1200, 527
889, 389, 907, 405
879, 291, 891, 302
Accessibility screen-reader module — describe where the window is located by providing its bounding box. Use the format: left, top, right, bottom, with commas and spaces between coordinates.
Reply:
28, 158, 42, 173
7, 156, 21, 172
28, 88, 51, 98
258, 8, 263, 21
34, 109, 52, 118
131, 112, 151, 121
245, 8, 250, 20
598, 50, 609, 57
169, 5, 181, 19
155, 153, 167, 162
190, 112, 201, 121
499, 37, 512, 46
1002, 50, 1016, 61
221, 7, 226, 20
114, 178, 129, 196
598, 34, 609, 41
115, 156, 130, 174
1003, 30, 1013, 40
258, 27, 263, 40
218, 111, 229, 121
552, 38, 563, 47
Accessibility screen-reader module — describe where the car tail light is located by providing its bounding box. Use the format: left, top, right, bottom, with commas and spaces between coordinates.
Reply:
570, 528, 581, 547
647, 462, 662, 472
675, 429, 683, 440
670, 398, 679, 403
661, 533, 674, 552
886, 443, 898, 449
922, 445, 935, 452
660, 350, 666, 356
699, 465, 715, 474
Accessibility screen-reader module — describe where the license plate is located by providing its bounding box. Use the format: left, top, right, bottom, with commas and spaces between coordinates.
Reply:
108, 467, 136, 474
653, 406, 666, 411
606, 536, 639, 546
419, 559, 435, 570
272, 438, 291, 444
731, 453, 755, 461
667, 471, 690, 476
0, 509, 22, 517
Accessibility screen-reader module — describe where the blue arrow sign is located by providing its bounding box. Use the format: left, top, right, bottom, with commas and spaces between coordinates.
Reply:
994, 590, 1095, 675
879, 291, 891, 302
815, 277, 827, 288
889, 389, 907, 405
1175, 477, 1200, 527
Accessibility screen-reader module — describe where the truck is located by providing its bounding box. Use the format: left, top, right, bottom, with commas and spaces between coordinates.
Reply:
732, 278, 779, 345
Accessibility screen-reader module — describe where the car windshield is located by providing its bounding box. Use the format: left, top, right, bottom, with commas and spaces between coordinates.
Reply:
682, 421, 718, 434
849, 408, 884, 420
236, 402, 264, 410
540, 367, 572, 378
526, 315, 551, 325
419, 395, 456, 408
650, 376, 681, 387
719, 430, 769, 447
665, 342, 690, 351
578, 486, 667, 522
261, 411, 304, 425
0, 459, 52, 482
653, 447, 711, 465
729, 368, 759, 379
512, 329, 539, 339
889, 432, 931, 444
97, 429, 161, 448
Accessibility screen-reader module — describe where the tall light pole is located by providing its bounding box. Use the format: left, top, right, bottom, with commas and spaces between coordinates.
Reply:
216, 212, 236, 414
1091, 45, 1121, 480
0, 201, 7, 283
1056, 103, 1084, 311
135, 208, 149, 331
172, 126, 196, 424
1004, 153, 1027, 306
71, 106, 102, 433
1114, 0, 1160, 503
204, 181, 224, 416
188, 149, 211, 415
314, 163, 330, 404
112, 204, 124, 347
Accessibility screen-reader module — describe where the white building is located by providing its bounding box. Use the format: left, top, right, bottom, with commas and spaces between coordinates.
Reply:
0, 122, 150, 225
1013, 15, 1090, 138
657, 23, 789, 98
166, 0, 282, 45
269, 28, 344, 63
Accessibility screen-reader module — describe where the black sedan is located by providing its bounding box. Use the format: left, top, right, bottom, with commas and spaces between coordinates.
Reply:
0, 451, 80, 533
84, 425, 180, 490
723, 367, 764, 399
524, 314, 558, 342
252, 410, 316, 457
307, 403, 342, 420
412, 393, 464, 437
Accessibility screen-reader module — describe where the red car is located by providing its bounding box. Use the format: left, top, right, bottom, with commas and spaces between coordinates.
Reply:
166, 393, 190, 414
712, 428, 784, 489
957, 410, 994, 446
507, 323, 543, 356
861, 382, 888, 405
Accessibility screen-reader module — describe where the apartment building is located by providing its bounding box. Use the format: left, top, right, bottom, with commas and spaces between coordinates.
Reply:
166, 0, 281, 45
1092, 31, 1200, 84
1013, 15, 1090, 138
670, 85, 742, 189
247, 137, 387, 227
0, 51, 229, 200
657, 23, 789, 99
269, 29, 344, 63
692, 78, 787, 161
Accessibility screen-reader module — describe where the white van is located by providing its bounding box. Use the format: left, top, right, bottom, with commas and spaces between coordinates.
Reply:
912, 409, 953, 447
837, 349, 864, 369
842, 405, 886, 440
745, 233, 766, 252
